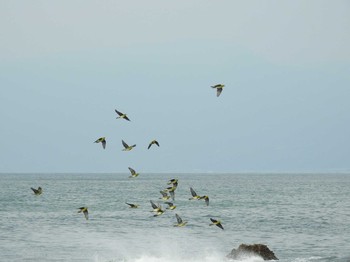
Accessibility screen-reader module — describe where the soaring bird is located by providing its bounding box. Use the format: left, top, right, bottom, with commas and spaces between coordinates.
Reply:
189, 187, 201, 200
174, 214, 187, 227
78, 207, 89, 220
150, 200, 161, 212
164, 202, 176, 210
122, 140, 136, 151
31, 187, 42, 195
210, 218, 224, 230
211, 84, 225, 97
159, 190, 170, 200
148, 140, 160, 149
167, 178, 178, 185
200, 195, 210, 206
126, 203, 139, 208
115, 109, 130, 121
128, 167, 139, 178
94, 137, 106, 149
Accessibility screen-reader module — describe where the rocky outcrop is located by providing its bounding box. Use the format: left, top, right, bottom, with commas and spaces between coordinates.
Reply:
227, 244, 278, 261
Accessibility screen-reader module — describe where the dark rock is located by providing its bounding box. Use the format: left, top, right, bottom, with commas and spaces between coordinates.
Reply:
227, 244, 278, 261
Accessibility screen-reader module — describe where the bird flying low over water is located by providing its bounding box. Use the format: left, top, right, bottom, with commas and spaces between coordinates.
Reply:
78, 207, 89, 220
167, 178, 178, 185
174, 214, 187, 227
148, 140, 159, 149
31, 187, 42, 195
200, 195, 210, 206
150, 200, 165, 216
210, 218, 224, 230
122, 140, 136, 151
126, 203, 139, 208
115, 109, 130, 121
159, 190, 170, 200
94, 137, 106, 149
128, 167, 139, 178
164, 202, 176, 210
211, 84, 225, 97
189, 187, 201, 200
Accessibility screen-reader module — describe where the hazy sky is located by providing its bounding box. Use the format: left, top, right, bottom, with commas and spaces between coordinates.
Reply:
1, 1, 349, 173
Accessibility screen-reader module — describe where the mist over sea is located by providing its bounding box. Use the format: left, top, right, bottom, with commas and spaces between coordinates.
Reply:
0, 173, 349, 262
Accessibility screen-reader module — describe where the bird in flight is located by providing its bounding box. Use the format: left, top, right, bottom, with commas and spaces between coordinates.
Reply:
210, 218, 224, 230
126, 203, 139, 208
115, 109, 130, 121
148, 140, 160, 149
122, 140, 136, 151
211, 84, 225, 97
128, 167, 139, 178
174, 214, 187, 227
164, 202, 176, 210
189, 187, 201, 200
78, 207, 89, 220
200, 195, 210, 206
159, 190, 170, 200
94, 137, 106, 149
31, 187, 43, 195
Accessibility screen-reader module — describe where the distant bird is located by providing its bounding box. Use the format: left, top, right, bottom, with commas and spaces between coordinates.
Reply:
189, 187, 201, 200
200, 195, 210, 206
94, 137, 106, 149
122, 140, 136, 151
115, 109, 130, 121
148, 140, 160, 149
126, 203, 139, 208
159, 190, 170, 200
150, 200, 161, 212
174, 214, 187, 227
31, 187, 42, 195
210, 218, 224, 230
164, 202, 176, 210
167, 178, 178, 185
78, 207, 89, 220
128, 167, 139, 178
211, 84, 225, 97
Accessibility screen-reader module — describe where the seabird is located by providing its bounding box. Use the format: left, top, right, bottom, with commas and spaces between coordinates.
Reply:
128, 167, 139, 178
78, 207, 89, 220
122, 140, 136, 151
211, 84, 225, 97
164, 202, 176, 210
210, 218, 224, 230
150, 200, 161, 212
200, 195, 210, 206
159, 190, 170, 200
94, 137, 106, 149
126, 203, 139, 208
174, 214, 187, 227
115, 109, 130, 121
31, 187, 42, 195
167, 178, 178, 185
148, 140, 160, 149
189, 187, 201, 200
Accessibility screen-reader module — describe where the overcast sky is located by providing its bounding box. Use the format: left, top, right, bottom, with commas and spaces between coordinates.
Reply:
1, 1, 349, 173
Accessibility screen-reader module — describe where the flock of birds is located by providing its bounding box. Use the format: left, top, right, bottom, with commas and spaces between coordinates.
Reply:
30, 84, 225, 230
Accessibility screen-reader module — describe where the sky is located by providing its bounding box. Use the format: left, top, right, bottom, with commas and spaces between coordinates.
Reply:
0, 1, 349, 173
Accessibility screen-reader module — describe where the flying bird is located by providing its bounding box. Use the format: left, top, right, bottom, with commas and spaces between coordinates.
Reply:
115, 109, 130, 121
150, 200, 161, 212
128, 167, 139, 178
126, 203, 139, 208
174, 214, 187, 227
189, 187, 201, 200
122, 140, 136, 151
200, 195, 210, 206
164, 202, 176, 210
94, 137, 106, 149
159, 190, 170, 200
211, 84, 225, 97
31, 187, 42, 195
148, 140, 160, 149
167, 178, 178, 185
210, 218, 224, 230
78, 207, 89, 220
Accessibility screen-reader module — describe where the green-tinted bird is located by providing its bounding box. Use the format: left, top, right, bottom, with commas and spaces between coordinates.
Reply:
200, 195, 210, 206
122, 140, 136, 151
211, 84, 225, 97
126, 202, 139, 208
128, 167, 139, 178
167, 178, 178, 185
150, 200, 164, 216
31, 187, 43, 195
78, 207, 89, 220
115, 109, 130, 121
164, 202, 176, 210
174, 214, 187, 227
189, 187, 201, 200
148, 140, 160, 149
159, 190, 170, 200
94, 137, 106, 149
210, 218, 224, 230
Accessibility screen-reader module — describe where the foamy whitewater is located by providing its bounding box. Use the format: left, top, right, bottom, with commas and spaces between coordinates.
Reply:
0, 173, 349, 262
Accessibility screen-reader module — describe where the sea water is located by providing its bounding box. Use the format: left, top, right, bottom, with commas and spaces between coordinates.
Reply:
0, 173, 349, 262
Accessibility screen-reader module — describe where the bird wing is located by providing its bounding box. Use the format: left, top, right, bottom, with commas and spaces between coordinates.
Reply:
83, 210, 89, 220
128, 167, 136, 175
122, 140, 129, 148
205, 196, 209, 206
210, 218, 217, 223
190, 187, 197, 197
217, 88, 223, 97
115, 109, 123, 116
160, 191, 167, 197
124, 115, 130, 121
216, 222, 224, 230
169, 191, 175, 201
175, 214, 183, 224
165, 202, 173, 207
147, 142, 152, 149
150, 200, 158, 209
154, 140, 159, 147
31, 187, 39, 194
102, 140, 106, 149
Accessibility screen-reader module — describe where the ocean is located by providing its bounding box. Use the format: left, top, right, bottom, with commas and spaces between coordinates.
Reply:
0, 173, 349, 262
